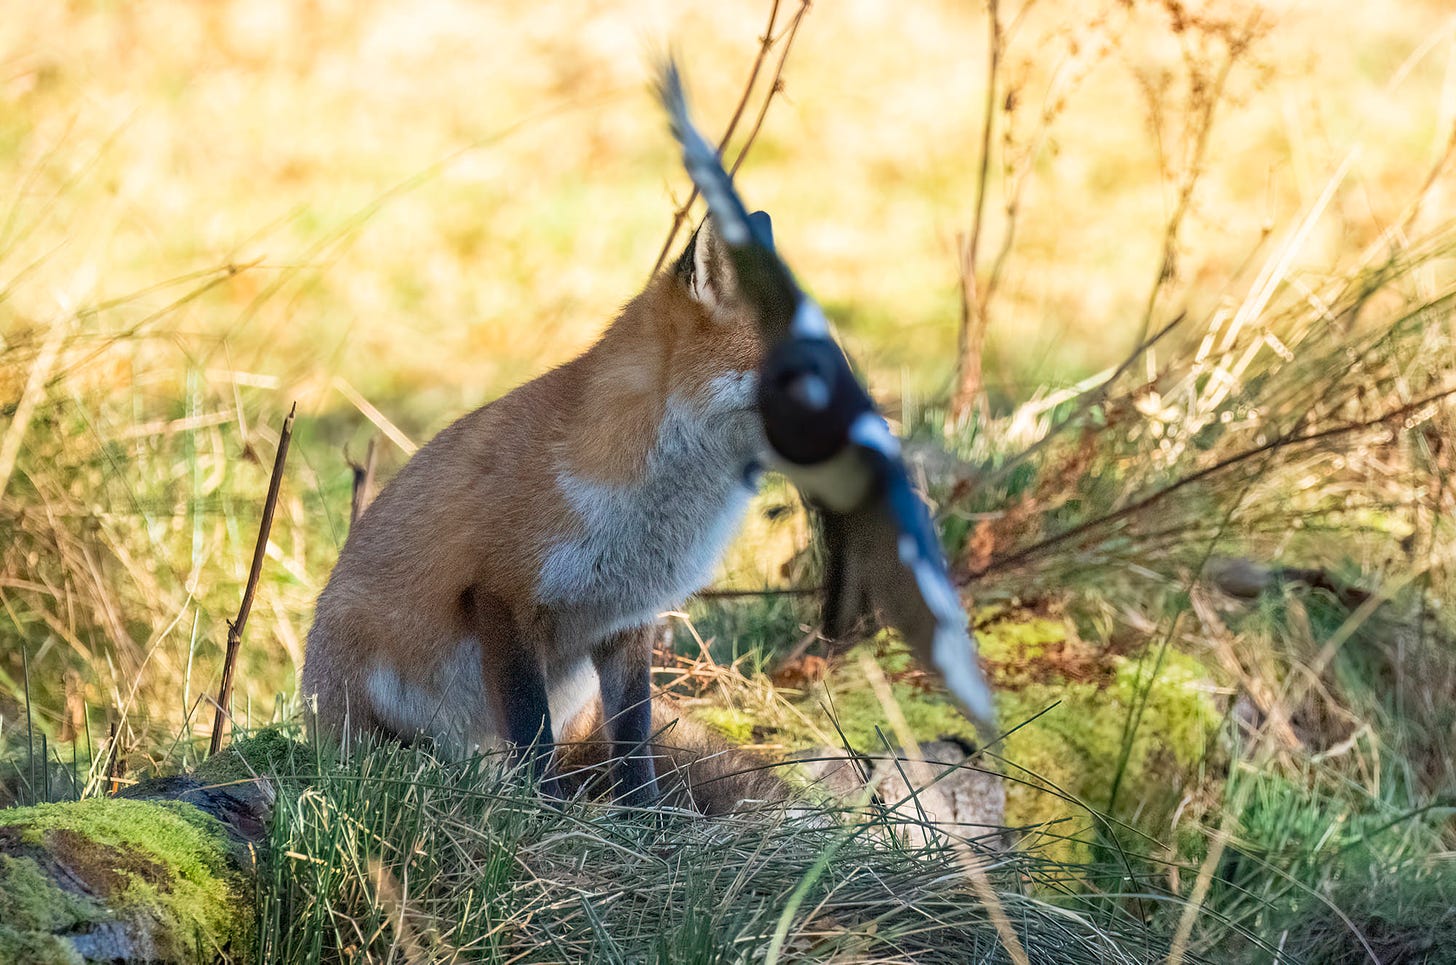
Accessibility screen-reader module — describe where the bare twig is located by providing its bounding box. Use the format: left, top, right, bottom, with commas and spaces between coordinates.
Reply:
104, 719, 121, 795
949, 0, 1003, 426
649, 0, 812, 278
1136, 50, 1240, 342
349, 436, 379, 527
209, 403, 296, 756
721, 0, 784, 160
728, 6, 810, 179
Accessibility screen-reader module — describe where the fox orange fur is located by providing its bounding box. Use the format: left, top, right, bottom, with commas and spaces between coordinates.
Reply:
302, 218, 765, 803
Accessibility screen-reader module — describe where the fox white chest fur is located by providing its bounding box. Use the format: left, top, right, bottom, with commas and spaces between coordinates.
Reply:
302, 215, 768, 802
539, 370, 760, 643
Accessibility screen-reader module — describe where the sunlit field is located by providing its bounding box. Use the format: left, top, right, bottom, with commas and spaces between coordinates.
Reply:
4, 0, 1456, 960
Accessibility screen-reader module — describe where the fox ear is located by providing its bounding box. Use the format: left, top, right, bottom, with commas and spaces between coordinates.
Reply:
677, 215, 737, 316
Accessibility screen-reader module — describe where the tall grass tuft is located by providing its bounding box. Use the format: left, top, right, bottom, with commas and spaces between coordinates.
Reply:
254, 733, 1201, 964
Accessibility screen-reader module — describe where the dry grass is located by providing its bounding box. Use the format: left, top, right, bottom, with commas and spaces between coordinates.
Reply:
3, 2, 1456, 959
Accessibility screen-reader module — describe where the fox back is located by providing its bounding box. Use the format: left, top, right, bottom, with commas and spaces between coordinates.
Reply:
302, 217, 765, 802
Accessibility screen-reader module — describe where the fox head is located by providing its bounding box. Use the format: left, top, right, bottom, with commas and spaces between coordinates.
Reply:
662, 211, 770, 391
566, 213, 769, 483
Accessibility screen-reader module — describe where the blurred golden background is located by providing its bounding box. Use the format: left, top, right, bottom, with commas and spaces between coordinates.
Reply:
6, 1, 1452, 410
2, 0, 1453, 740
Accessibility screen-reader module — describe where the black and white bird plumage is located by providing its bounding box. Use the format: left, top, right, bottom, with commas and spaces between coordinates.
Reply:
659, 63, 997, 731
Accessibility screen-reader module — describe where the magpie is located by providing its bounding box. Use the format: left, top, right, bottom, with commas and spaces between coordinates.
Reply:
660, 63, 997, 731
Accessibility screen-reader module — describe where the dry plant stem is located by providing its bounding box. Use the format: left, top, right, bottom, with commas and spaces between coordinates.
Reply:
950, 0, 1003, 425
649, 0, 779, 277
965, 382, 1456, 582
1137, 46, 1241, 341
720, 0, 783, 152
104, 720, 120, 795
349, 436, 379, 527
981, 5, 1106, 307
333, 376, 417, 455
649, 0, 811, 278
857, 654, 1029, 965
729, 5, 811, 179
209, 402, 296, 756
0, 314, 68, 505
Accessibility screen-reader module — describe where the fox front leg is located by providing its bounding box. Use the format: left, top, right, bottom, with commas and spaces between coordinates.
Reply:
473, 592, 561, 797
593, 624, 660, 805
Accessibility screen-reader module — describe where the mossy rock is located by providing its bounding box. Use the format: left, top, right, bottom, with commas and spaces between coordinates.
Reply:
779, 610, 1223, 866
0, 797, 253, 963
993, 650, 1219, 864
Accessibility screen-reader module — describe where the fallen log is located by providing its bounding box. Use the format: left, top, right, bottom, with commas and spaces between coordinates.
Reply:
0, 733, 286, 964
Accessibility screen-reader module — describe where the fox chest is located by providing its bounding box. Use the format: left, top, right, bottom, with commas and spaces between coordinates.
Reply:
536, 465, 754, 640
534, 388, 761, 642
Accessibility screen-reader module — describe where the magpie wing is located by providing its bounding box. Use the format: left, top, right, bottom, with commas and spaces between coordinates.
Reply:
659, 62, 816, 347
661, 61, 994, 731
847, 419, 997, 730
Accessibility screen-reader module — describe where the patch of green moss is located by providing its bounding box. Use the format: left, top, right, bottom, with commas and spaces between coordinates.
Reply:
192, 726, 302, 786
690, 706, 757, 744
974, 609, 1070, 661
0, 924, 83, 965
0, 797, 252, 960
792, 657, 979, 753
777, 613, 1221, 867
0, 852, 102, 932
996, 648, 1219, 863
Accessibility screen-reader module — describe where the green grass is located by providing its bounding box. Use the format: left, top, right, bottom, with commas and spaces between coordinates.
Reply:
249, 732, 1198, 964
3, 2, 1456, 961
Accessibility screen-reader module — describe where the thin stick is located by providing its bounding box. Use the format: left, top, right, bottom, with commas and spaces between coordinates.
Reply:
104, 720, 121, 795
648, 0, 780, 278
649, 0, 811, 278
22, 643, 35, 804
349, 436, 379, 527
949, 0, 1002, 424
728, 4, 811, 180
209, 403, 296, 756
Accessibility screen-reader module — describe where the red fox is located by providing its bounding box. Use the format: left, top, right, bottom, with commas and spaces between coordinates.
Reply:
302, 216, 766, 803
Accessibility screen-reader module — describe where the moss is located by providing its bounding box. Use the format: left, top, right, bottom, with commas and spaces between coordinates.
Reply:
0, 797, 252, 961
0, 925, 83, 965
0, 852, 102, 932
779, 612, 1221, 867
974, 608, 1070, 661
690, 706, 757, 744
791, 654, 979, 753
192, 726, 302, 786
996, 648, 1219, 863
